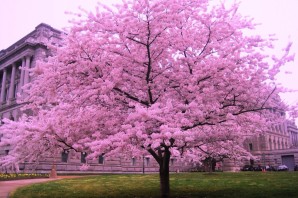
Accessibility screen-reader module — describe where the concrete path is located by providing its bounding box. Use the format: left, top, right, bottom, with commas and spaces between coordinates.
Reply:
0, 176, 81, 198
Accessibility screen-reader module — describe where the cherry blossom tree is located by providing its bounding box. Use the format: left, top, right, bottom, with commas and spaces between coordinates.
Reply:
0, 0, 294, 197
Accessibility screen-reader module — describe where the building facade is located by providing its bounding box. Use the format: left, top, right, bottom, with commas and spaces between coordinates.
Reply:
0, 23, 61, 120
240, 120, 298, 171
0, 24, 61, 158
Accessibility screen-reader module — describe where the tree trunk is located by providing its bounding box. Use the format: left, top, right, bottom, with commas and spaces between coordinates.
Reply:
159, 148, 170, 198
147, 146, 172, 198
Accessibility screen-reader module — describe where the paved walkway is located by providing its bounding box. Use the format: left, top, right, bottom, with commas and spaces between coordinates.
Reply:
0, 176, 81, 198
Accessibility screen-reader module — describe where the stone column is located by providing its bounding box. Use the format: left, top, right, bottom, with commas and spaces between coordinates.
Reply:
8, 63, 17, 102
23, 56, 31, 85
18, 58, 25, 93
0, 69, 7, 104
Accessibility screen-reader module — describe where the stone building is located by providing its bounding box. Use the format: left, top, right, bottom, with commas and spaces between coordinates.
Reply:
288, 120, 298, 148
0, 23, 60, 171
0, 24, 61, 158
240, 119, 298, 171
0, 23, 61, 119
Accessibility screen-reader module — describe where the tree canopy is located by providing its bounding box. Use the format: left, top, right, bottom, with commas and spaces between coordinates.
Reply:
0, 0, 294, 197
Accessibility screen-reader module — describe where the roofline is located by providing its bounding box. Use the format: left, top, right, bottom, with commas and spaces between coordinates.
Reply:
0, 23, 62, 59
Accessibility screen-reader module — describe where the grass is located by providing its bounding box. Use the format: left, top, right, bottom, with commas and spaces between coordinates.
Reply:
10, 172, 298, 198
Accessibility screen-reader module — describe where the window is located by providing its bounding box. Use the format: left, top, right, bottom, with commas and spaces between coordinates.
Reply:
170, 158, 175, 166
250, 159, 254, 165
81, 152, 87, 163
274, 126, 277, 132
249, 143, 253, 151
9, 114, 14, 121
98, 154, 104, 164
61, 151, 69, 163
14, 83, 18, 98
4, 86, 9, 103
5, 150, 9, 155
145, 157, 150, 166
279, 125, 283, 134
269, 138, 272, 150
132, 157, 136, 166
273, 140, 276, 150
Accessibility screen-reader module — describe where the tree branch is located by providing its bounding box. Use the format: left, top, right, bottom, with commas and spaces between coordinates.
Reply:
148, 148, 161, 165
113, 87, 149, 106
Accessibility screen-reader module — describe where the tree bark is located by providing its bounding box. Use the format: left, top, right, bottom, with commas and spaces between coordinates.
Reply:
159, 148, 170, 198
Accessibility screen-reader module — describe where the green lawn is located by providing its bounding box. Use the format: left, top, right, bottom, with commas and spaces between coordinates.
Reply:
11, 172, 298, 198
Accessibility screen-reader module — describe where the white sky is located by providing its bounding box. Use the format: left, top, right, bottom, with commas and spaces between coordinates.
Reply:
0, 0, 297, 115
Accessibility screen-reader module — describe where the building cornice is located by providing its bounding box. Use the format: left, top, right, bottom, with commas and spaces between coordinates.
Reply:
0, 23, 62, 63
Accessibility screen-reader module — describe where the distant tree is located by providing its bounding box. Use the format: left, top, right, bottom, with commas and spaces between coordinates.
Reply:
0, 0, 294, 197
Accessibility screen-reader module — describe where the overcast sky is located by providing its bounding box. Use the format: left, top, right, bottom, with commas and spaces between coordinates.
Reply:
0, 0, 297, 114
